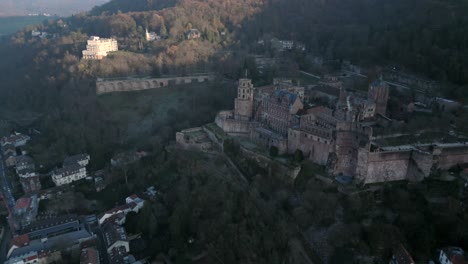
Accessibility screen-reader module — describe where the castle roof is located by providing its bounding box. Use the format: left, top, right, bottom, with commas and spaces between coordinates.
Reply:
275, 90, 298, 107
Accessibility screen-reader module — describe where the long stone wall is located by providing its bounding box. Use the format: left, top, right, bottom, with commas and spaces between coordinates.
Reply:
364, 150, 412, 183
434, 144, 468, 169
96, 75, 215, 95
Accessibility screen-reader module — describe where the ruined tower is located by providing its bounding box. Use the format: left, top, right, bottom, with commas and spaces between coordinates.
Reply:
333, 121, 372, 177
234, 79, 255, 121
368, 80, 389, 116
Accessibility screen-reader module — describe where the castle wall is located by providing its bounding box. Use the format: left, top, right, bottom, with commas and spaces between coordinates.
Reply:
215, 114, 251, 136
96, 75, 214, 94
408, 150, 433, 180
234, 99, 253, 120
364, 151, 412, 183
287, 129, 333, 165
434, 144, 468, 169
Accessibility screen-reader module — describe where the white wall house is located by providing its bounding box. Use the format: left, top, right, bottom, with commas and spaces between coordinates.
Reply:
51, 165, 86, 186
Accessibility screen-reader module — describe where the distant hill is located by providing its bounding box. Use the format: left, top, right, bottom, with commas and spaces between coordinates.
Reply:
0, 0, 109, 16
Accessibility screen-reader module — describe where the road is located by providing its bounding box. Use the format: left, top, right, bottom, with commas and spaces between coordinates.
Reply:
0, 150, 15, 213
0, 226, 11, 263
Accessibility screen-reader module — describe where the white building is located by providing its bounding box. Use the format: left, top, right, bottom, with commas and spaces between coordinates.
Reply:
82, 36, 118, 60
145, 29, 160, 41
51, 164, 87, 186
279, 40, 294, 50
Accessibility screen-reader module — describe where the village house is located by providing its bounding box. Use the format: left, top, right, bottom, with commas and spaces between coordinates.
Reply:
98, 195, 144, 225
15, 155, 35, 171
186, 29, 201, 40
51, 164, 87, 186
13, 195, 39, 230
80, 247, 101, 264
102, 223, 130, 254
63, 153, 90, 167
7, 216, 94, 260
1, 133, 30, 147
4, 249, 61, 264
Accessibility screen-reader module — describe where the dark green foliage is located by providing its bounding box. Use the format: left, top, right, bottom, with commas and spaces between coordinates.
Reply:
269, 146, 279, 157
294, 149, 304, 163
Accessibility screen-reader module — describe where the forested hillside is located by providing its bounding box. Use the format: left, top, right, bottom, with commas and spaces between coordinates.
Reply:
1, 0, 467, 110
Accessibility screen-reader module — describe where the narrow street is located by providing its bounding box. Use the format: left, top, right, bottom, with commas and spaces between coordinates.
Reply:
0, 151, 15, 212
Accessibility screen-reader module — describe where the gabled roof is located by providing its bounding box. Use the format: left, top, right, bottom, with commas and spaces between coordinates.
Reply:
15, 197, 32, 210
11, 234, 29, 247
16, 155, 34, 165
53, 164, 84, 177
64, 154, 89, 167
392, 244, 415, 264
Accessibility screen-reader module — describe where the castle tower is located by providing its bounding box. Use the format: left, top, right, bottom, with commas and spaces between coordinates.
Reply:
234, 79, 255, 121
368, 80, 389, 116
333, 121, 372, 177
145, 28, 150, 41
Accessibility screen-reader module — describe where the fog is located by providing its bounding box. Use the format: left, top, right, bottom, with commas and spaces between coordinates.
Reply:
0, 0, 109, 16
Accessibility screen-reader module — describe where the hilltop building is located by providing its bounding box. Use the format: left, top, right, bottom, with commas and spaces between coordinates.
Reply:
82, 36, 118, 60
145, 28, 160, 41
186, 29, 201, 40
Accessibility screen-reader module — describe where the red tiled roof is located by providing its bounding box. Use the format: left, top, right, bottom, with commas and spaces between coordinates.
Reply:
12, 234, 29, 247
15, 197, 32, 210
392, 244, 415, 264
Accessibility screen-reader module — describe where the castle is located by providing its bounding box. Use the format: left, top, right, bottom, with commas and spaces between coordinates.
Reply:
214, 78, 468, 184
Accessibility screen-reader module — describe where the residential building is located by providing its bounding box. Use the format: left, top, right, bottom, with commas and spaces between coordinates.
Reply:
1, 133, 30, 147
13, 195, 39, 230
3, 143, 16, 156
186, 29, 201, 40
51, 164, 87, 186
439, 247, 468, 264
63, 153, 90, 167
80, 247, 101, 264
8, 216, 93, 259
145, 28, 160, 41
19, 174, 41, 193
125, 194, 145, 211
102, 223, 129, 254
98, 202, 140, 225
82, 36, 118, 60
5, 250, 61, 264
15, 156, 35, 171
5, 153, 17, 167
